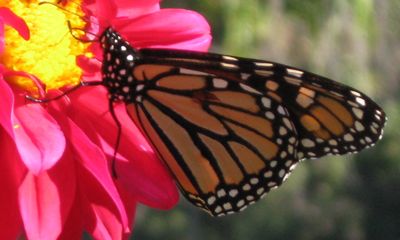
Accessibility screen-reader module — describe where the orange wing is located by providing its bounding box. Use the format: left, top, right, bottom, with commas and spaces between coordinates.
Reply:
125, 65, 298, 216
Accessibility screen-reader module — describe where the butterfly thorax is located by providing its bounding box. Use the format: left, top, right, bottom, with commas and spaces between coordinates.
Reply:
100, 28, 139, 103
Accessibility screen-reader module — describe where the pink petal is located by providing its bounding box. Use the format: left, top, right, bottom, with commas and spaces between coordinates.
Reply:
2, 69, 46, 96
114, 0, 160, 18
78, 164, 128, 239
116, 185, 137, 230
0, 75, 65, 172
0, 75, 15, 138
86, 204, 124, 240
83, 0, 159, 21
76, 55, 101, 75
91, 0, 117, 21
117, 0, 159, 9
48, 106, 129, 231
115, 9, 211, 51
57, 196, 83, 240
69, 87, 179, 209
13, 102, 66, 173
19, 153, 76, 240
19, 172, 59, 240
0, 22, 4, 53
0, 7, 29, 53
0, 132, 24, 239
0, 7, 30, 39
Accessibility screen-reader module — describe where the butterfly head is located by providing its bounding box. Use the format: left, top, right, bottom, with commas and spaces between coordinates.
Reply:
100, 27, 139, 102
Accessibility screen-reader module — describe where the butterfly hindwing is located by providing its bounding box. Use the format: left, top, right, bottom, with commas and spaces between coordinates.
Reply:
125, 65, 299, 216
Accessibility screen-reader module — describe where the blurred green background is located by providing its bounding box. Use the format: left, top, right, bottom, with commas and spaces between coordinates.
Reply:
132, 1, 400, 239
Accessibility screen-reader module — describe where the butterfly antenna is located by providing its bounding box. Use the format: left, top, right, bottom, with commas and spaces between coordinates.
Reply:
67, 21, 98, 42
26, 81, 103, 103
39, 1, 99, 42
39, 1, 85, 19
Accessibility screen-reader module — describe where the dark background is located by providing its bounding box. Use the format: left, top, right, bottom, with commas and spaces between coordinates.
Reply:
132, 1, 400, 239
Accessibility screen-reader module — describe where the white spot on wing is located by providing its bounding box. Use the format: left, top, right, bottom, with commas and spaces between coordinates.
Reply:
217, 189, 226, 197
241, 73, 251, 80
215, 206, 222, 213
229, 189, 238, 197
264, 171, 273, 178
223, 203, 232, 210
136, 84, 144, 92
257, 188, 265, 195
207, 196, 216, 205
213, 78, 228, 88
277, 106, 286, 115
239, 83, 262, 95
255, 62, 273, 67
255, 70, 273, 76
221, 62, 239, 69
355, 97, 366, 106
278, 169, 286, 178
270, 161, 278, 168
127, 55, 134, 61
284, 76, 302, 85
350, 90, 361, 97
242, 184, 251, 191
237, 200, 245, 207
122, 86, 129, 93
355, 121, 365, 131
329, 139, 338, 146
352, 107, 364, 119
287, 68, 304, 77
279, 127, 288, 135
301, 138, 316, 148
222, 55, 238, 61
250, 178, 259, 185
344, 133, 354, 142
180, 68, 209, 76
261, 97, 271, 108
265, 111, 275, 120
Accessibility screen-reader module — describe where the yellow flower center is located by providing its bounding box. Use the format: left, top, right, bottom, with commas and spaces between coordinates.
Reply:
1, 0, 90, 93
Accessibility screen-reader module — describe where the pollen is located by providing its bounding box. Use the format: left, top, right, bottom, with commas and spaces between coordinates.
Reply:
0, 0, 90, 92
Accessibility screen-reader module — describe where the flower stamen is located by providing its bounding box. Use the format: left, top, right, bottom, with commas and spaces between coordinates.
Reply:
1, 0, 90, 94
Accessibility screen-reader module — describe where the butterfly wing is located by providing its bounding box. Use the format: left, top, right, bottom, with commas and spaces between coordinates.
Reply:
100, 29, 386, 216
126, 63, 299, 216
137, 49, 386, 161
125, 49, 385, 216
242, 61, 386, 160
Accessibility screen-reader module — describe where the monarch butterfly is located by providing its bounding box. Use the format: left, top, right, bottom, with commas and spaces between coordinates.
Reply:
38, 27, 375, 217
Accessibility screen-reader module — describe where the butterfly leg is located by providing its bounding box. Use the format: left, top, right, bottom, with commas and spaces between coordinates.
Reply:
25, 81, 103, 103
108, 99, 122, 178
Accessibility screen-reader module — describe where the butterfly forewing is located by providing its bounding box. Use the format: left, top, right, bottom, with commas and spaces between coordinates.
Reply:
136, 48, 386, 160
100, 28, 386, 216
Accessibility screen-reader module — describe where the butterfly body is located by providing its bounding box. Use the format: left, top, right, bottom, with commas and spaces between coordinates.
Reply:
100, 27, 386, 216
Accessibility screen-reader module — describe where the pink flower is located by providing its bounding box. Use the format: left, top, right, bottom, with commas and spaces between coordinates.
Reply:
0, 0, 211, 239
